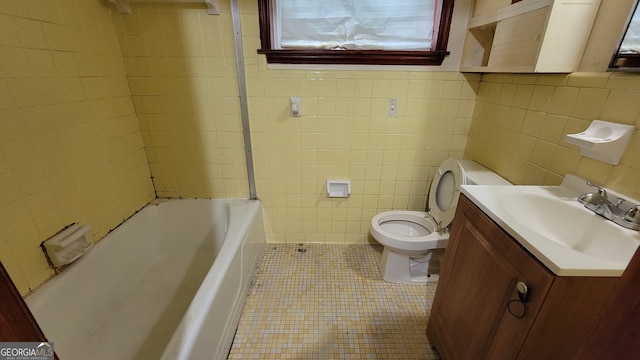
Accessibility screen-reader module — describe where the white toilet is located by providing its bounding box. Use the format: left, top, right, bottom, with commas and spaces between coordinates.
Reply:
370, 158, 511, 285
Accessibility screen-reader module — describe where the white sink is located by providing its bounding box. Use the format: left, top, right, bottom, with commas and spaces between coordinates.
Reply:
461, 175, 640, 276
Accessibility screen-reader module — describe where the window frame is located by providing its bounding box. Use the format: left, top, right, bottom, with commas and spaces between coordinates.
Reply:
257, 0, 455, 66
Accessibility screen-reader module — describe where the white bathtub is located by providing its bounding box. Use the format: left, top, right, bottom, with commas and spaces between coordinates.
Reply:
26, 198, 265, 360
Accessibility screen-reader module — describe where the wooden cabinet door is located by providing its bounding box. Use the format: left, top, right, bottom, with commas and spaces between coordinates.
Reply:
576, 246, 640, 359
427, 195, 554, 360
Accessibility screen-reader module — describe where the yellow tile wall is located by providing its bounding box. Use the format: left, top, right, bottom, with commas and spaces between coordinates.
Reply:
111, 1, 479, 244
0, 0, 154, 294
466, 72, 640, 200
112, 1, 249, 198
239, 2, 477, 244
248, 69, 476, 244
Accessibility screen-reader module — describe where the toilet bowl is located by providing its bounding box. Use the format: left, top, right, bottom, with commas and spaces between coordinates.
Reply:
370, 158, 511, 285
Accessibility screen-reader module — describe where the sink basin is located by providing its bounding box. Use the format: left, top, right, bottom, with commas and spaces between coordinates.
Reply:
497, 190, 640, 263
461, 176, 640, 276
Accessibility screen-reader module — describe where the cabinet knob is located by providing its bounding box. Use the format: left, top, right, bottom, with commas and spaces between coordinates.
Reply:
517, 281, 529, 302
508, 281, 530, 319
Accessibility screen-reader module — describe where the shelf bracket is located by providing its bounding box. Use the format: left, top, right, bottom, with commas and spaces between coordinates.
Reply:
204, 0, 219, 14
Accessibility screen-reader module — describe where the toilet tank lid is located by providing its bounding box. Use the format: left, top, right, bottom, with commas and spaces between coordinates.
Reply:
458, 159, 511, 185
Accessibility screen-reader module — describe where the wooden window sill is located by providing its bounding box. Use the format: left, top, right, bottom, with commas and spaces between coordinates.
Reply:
257, 49, 451, 66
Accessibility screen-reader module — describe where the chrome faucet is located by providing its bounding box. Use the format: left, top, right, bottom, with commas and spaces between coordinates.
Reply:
578, 181, 640, 231
578, 180, 607, 200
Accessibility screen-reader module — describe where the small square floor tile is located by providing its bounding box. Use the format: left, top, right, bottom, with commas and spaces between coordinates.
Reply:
228, 244, 441, 359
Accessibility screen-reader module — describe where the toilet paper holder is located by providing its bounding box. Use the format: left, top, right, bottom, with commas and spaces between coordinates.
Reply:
326, 179, 350, 198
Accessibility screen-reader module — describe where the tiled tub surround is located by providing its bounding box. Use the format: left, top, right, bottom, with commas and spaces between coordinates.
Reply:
229, 244, 440, 359
0, 0, 155, 294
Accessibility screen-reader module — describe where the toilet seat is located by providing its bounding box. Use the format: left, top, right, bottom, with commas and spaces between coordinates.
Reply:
370, 211, 448, 252
369, 158, 510, 284
370, 159, 464, 253
428, 158, 464, 229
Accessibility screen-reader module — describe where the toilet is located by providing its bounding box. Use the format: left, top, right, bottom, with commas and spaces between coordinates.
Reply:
370, 158, 511, 285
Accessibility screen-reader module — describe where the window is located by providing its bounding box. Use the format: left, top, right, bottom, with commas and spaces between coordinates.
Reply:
258, 0, 455, 65
611, 2, 640, 69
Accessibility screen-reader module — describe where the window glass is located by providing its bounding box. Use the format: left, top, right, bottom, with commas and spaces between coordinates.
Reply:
274, 0, 436, 51
258, 0, 454, 66
621, 6, 640, 53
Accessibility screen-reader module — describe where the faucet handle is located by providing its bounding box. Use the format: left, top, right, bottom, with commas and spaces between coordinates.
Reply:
624, 206, 640, 224
586, 180, 608, 198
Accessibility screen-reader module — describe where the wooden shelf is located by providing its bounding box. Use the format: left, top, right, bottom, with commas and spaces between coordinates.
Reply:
468, 0, 552, 28
461, 0, 601, 73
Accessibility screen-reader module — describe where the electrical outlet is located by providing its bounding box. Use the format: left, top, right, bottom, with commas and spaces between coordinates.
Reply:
388, 98, 398, 117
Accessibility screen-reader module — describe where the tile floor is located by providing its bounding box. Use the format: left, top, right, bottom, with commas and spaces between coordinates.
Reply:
228, 243, 441, 359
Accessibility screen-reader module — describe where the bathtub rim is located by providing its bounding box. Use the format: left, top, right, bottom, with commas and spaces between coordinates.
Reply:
25, 198, 266, 360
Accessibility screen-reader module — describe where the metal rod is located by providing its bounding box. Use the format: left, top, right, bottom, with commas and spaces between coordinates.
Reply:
231, 0, 258, 200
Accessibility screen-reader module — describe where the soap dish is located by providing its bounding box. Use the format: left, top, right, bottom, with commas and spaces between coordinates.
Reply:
564, 120, 634, 165
43, 224, 93, 268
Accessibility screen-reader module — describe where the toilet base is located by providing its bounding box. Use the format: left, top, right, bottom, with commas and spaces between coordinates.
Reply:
379, 247, 443, 285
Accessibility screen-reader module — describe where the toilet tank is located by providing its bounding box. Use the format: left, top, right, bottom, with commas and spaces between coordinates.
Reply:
458, 159, 511, 186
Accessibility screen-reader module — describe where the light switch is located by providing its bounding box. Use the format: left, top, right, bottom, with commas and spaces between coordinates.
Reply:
290, 96, 302, 117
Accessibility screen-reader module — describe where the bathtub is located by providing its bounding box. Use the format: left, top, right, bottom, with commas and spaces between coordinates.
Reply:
26, 198, 265, 360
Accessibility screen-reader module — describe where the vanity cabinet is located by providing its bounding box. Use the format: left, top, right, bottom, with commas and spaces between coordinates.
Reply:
461, 0, 601, 72
427, 195, 619, 359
